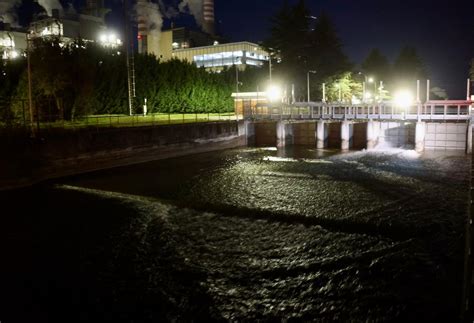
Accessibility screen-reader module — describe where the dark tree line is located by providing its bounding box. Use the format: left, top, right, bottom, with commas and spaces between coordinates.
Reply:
0, 38, 234, 123
262, 0, 435, 101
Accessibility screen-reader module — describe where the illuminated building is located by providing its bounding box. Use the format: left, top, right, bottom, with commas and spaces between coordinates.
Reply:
172, 41, 269, 71
0, 23, 27, 60
29, 9, 109, 45
146, 27, 269, 71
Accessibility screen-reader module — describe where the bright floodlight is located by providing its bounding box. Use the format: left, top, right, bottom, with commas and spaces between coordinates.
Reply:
368, 77, 374, 83
266, 85, 282, 102
99, 34, 107, 43
394, 90, 414, 108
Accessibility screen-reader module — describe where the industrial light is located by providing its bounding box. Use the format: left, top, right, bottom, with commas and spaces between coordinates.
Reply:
10, 50, 18, 59
368, 77, 374, 83
108, 34, 117, 43
266, 85, 282, 102
394, 90, 414, 108
98, 32, 122, 47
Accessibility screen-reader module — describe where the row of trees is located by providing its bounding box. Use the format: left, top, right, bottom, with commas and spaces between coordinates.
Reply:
261, 0, 438, 102
0, 38, 234, 123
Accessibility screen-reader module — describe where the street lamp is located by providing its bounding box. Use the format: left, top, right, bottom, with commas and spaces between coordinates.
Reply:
26, 33, 35, 137
336, 83, 342, 102
358, 72, 370, 103
307, 70, 317, 102
266, 85, 282, 102
394, 90, 414, 108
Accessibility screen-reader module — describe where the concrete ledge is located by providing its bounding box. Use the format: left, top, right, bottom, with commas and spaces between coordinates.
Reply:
0, 121, 245, 191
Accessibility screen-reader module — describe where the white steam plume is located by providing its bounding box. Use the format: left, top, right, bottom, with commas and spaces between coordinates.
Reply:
179, 0, 203, 25
158, 0, 178, 18
136, 0, 163, 50
37, 0, 64, 17
0, 0, 20, 26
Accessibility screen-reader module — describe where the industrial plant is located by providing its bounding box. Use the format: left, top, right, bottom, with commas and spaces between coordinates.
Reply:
0, 0, 122, 61
1, 0, 269, 71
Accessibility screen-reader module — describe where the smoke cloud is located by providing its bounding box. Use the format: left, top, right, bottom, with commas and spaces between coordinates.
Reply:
37, 0, 64, 17
136, 0, 163, 50
179, 0, 203, 26
0, 0, 20, 26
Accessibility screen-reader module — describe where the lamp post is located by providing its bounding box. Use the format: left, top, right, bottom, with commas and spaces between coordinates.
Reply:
358, 72, 373, 103
368, 76, 377, 99
269, 56, 272, 82
235, 65, 239, 94
26, 33, 35, 137
307, 70, 317, 102
124, 0, 135, 116
336, 83, 342, 102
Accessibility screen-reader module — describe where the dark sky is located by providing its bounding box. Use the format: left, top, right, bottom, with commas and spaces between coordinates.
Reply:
17, 0, 474, 98
216, 0, 474, 98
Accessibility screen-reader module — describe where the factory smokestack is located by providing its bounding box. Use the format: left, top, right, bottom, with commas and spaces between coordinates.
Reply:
202, 0, 214, 35
137, 0, 149, 54
136, 0, 162, 55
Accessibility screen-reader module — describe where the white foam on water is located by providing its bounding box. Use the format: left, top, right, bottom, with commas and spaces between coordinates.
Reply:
263, 156, 298, 163
330, 144, 421, 161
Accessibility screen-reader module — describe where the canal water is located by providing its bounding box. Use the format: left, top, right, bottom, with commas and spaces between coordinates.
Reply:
1, 146, 470, 322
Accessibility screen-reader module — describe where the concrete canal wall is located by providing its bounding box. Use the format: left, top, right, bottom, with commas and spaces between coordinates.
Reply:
0, 121, 246, 190
245, 120, 470, 152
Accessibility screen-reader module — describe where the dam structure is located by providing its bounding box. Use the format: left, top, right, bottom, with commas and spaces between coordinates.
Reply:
239, 99, 473, 153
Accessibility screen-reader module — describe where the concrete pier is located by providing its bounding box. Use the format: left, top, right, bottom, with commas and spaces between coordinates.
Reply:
341, 121, 351, 150
276, 121, 294, 147
415, 121, 426, 152
243, 120, 255, 146
467, 120, 472, 154
316, 120, 326, 149
243, 119, 470, 152
366, 121, 378, 150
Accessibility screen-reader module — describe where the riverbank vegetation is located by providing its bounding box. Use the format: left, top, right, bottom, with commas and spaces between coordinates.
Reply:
0, 38, 235, 123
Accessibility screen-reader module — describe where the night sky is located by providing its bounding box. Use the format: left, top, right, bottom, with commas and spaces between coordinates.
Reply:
16, 0, 474, 98
215, 0, 474, 98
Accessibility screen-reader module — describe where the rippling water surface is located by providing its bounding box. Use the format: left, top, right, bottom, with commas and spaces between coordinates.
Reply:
2, 147, 470, 322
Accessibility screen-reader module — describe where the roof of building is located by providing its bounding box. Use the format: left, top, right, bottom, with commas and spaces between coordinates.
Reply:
173, 41, 266, 53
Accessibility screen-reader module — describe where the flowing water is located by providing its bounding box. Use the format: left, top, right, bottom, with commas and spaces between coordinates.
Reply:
1, 146, 470, 322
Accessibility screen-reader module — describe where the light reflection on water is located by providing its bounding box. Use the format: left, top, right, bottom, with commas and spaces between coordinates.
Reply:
61, 146, 470, 321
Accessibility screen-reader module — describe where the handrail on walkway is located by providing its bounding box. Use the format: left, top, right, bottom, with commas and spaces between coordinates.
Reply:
243, 100, 473, 122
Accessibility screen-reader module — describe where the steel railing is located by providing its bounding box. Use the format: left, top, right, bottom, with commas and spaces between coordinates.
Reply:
243, 101, 473, 121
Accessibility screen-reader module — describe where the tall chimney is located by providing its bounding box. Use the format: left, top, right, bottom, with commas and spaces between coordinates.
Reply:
137, 0, 148, 54
202, 0, 214, 35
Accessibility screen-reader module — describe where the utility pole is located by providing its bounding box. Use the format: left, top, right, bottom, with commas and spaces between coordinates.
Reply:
269, 56, 272, 82
307, 73, 310, 102
124, 0, 136, 116
362, 82, 366, 103
26, 33, 35, 137
307, 70, 316, 102
426, 79, 430, 102
235, 66, 239, 94
467, 78, 471, 101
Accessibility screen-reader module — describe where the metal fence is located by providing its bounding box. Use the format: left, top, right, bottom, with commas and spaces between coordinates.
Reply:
245, 100, 473, 121
0, 99, 238, 136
